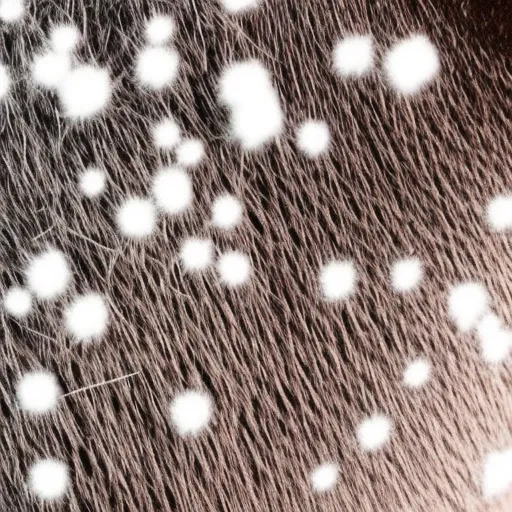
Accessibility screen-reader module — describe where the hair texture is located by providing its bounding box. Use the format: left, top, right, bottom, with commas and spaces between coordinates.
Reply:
0, 0, 511, 511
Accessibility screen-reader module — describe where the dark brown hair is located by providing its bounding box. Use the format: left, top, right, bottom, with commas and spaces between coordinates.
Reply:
1, 0, 511, 510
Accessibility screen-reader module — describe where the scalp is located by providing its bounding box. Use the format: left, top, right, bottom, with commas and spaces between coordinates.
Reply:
0, 1, 511, 511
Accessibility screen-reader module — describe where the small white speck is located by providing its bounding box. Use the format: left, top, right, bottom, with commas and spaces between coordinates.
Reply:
153, 118, 181, 150
211, 194, 243, 230
477, 313, 512, 365
0, 0, 24, 23
116, 197, 157, 238
170, 390, 213, 437
296, 120, 330, 158
357, 414, 392, 452
32, 52, 71, 89
136, 46, 179, 90
487, 195, 512, 232
482, 448, 512, 500
176, 139, 205, 167
390, 258, 423, 293
310, 462, 339, 492
3, 286, 32, 318
145, 15, 175, 45
320, 260, 356, 301
17, 371, 61, 414
384, 35, 440, 95
0, 63, 10, 100
333, 35, 374, 78
152, 167, 192, 214
64, 293, 109, 342
58, 65, 111, 119
217, 251, 251, 287
79, 167, 105, 198
26, 249, 72, 300
220, 0, 261, 13
179, 238, 213, 272
403, 358, 431, 388
50, 25, 80, 54
28, 459, 69, 500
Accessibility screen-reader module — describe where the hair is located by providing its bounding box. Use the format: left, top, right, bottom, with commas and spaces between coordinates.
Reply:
0, 0, 511, 510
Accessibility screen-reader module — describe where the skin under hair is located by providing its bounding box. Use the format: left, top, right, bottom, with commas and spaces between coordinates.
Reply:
0, 0, 511, 510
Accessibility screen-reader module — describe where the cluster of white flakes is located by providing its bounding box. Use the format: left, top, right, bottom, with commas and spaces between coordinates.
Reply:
177, 241, 251, 287
6, 6, 507, 506
2, 249, 67, 319
152, 114, 204, 166
311, 416, 393, 492
319, 253, 423, 303
175, 189, 246, 281
475, 194, 512, 365
448, 282, 489, 333
117, 114, 206, 239
115, 91, 249, 286
333, 33, 440, 95
116, 171, 188, 239
5, 248, 111, 498
448, 282, 511, 365
114, 149, 249, 287
390, 258, 431, 391
30, 23, 112, 120
3, 248, 110, 347
136, 15, 179, 90
176, 236, 251, 286
219, 60, 283, 150
1, 213, 112, 504
318, 253, 430, 431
